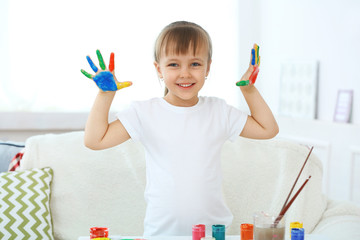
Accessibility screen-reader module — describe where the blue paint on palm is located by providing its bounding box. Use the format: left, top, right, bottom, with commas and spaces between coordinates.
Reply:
93, 71, 117, 91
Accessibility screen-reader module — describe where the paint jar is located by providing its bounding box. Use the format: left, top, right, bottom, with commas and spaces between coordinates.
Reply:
253, 211, 285, 240
241, 223, 253, 240
291, 228, 304, 240
90, 227, 109, 239
289, 222, 303, 238
212, 224, 225, 240
193, 224, 206, 240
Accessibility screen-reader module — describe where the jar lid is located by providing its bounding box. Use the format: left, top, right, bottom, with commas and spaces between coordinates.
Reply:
90, 227, 109, 238
192, 224, 206, 232
241, 223, 254, 230
290, 222, 303, 228
212, 224, 225, 232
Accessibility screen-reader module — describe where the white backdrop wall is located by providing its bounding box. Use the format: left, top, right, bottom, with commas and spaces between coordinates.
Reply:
0, 0, 242, 112
252, 0, 360, 124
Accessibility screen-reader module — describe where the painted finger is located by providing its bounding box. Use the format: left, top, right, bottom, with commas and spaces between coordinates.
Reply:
254, 44, 260, 65
249, 66, 260, 84
86, 56, 98, 73
96, 49, 106, 70
109, 52, 115, 72
116, 81, 132, 90
251, 48, 256, 66
81, 69, 93, 79
236, 80, 249, 86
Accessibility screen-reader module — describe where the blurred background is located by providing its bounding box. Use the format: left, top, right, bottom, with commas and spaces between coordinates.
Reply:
1, 0, 359, 205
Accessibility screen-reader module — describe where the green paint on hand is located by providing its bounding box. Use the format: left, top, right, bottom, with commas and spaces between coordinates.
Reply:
236, 80, 249, 86
81, 69, 92, 79
96, 49, 106, 70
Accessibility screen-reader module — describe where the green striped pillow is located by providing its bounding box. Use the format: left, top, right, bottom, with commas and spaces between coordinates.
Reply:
0, 167, 54, 239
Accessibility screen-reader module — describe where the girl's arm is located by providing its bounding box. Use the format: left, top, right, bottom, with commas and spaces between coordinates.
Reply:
84, 91, 131, 150
239, 85, 279, 139
81, 50, 132, 150
237, 44, 279, 139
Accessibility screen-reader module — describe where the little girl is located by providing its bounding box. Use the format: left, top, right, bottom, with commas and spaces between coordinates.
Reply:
82, 21, 278, 236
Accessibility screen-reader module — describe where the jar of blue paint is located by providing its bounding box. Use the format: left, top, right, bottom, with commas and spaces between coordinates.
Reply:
291, 228, 304, 240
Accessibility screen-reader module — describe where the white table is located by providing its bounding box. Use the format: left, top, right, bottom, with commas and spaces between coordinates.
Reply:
78, 234, 331, 240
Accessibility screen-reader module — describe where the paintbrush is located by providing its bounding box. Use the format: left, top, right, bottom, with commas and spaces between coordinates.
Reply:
279, 146, 314, 213
273, 146, 314, 227
273, 175, 312, 226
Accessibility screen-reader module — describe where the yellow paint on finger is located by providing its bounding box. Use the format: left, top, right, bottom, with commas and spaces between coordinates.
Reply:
254, 44, 260, 66
116, 81, 132, 90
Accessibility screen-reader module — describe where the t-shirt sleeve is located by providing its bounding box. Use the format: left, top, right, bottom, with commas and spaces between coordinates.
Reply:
116, 103, 142, 142
224, 101, 248, 142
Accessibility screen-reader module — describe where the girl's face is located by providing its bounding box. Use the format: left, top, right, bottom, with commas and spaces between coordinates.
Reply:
154, 45, 211, 107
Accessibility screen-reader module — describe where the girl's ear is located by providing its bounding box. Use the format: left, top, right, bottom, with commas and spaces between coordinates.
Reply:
154, 61, 163, 79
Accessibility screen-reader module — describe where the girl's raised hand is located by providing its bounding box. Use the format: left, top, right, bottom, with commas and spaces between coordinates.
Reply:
81, 50, 132, 91
236, 44, 260, 87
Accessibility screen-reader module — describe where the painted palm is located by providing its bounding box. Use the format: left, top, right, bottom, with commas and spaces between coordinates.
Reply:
81, 50, 132, 91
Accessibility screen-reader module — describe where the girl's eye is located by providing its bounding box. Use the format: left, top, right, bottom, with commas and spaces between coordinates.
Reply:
191, 62, 201, 67
168, 63, 178, 67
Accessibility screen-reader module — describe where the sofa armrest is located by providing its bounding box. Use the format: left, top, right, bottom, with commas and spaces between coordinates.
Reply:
311, 199, 360, 240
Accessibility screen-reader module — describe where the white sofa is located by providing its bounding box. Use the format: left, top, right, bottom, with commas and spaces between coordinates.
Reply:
19, 131, 360, 240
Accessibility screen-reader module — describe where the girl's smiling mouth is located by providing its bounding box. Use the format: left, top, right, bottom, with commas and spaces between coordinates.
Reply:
177, 83, 195, 88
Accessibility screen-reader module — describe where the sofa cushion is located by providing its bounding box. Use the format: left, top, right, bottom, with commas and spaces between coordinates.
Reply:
19, 131, 330, 239
0, 167, 54, 239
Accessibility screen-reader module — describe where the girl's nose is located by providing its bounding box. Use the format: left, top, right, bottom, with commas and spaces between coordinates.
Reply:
180, 67, 191, 78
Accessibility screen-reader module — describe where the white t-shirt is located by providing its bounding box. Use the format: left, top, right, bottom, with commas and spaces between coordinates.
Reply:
116, 96, 248, 236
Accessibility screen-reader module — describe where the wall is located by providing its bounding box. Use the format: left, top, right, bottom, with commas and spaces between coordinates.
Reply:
244, 0, 360, 205
253, 0, 360, 123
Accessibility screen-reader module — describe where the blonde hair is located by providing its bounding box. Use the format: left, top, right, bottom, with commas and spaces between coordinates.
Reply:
154, 21, 213, 96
